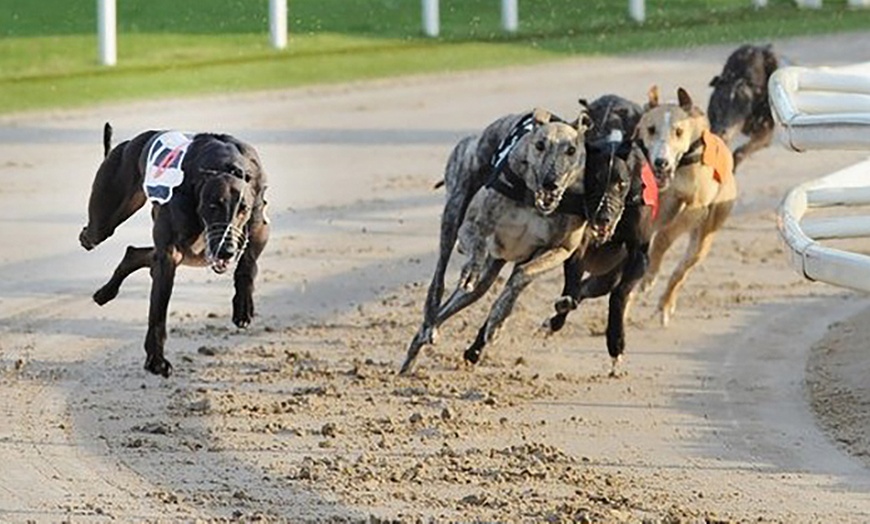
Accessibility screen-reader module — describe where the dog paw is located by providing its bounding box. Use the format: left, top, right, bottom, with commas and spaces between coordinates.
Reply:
232, 294, 254, 328
660, 309, 670, 328
659, 300, 676, 328
554, 296, 577, 315
93, 285, 119, 306
144, 355, 173, 378
458, 264, 481, 292
609, 356, 626, 378
79, 227, 96, 251
542, 313, 567, 335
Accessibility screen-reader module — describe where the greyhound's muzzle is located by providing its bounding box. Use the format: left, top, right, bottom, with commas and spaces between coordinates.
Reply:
589, 214, 620, 245
205, 222, 249, 274
534, 188, 565, 215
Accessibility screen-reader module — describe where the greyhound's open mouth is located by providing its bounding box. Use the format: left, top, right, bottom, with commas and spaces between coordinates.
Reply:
534, 189, 564, 215
589, 220, 618, 245
205, 222, 249, 275
652, 167, 673, 190
209, 257, 232, 274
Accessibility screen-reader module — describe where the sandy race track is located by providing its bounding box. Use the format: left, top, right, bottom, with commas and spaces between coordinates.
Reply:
2, 32, 870, 523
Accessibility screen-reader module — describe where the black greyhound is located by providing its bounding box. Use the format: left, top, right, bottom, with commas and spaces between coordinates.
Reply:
80, 123, 270, 377
545, 95, 655, 375
708, 44, 780, 169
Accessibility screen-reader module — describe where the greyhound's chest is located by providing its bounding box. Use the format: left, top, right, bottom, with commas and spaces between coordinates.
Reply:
670, 165, 721, 207
489, 206, 574, 261
174, 233, 210, 267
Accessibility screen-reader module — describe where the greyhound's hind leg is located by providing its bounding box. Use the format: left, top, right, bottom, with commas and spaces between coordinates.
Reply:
423, 182, 476, 332
80, 133, 153, 250
93, 246, 153, 305
547, 251, 585, 333
401, 257, 505, 374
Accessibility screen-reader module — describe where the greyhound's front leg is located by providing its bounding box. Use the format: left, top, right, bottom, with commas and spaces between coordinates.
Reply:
465, 246, 573, 364
400, 257, 506, 375
93, 246, 154, 305
605, 245, 648, 375
144, 247, 178, 377
546, 251, 585, 333
233, 221, 269, 328
733, 126, 772, 169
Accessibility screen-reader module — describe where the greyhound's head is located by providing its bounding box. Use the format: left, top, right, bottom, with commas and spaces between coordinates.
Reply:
197, 169, 255, 274
520, 108, 591, 215
707, 44, 778, 142
585, 131, 632, 244
635, 86, 708, 190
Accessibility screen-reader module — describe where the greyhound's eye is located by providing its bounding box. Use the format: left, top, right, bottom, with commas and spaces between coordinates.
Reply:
646, 125, 656, 136
566, 146, 577, 156
675, 127, 684, 138
209, 203, 220, 211
535, 140, 545, 152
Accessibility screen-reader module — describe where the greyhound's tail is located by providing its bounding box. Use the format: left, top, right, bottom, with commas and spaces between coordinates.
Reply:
102, 122, 113, 158
433, 179, 445, 190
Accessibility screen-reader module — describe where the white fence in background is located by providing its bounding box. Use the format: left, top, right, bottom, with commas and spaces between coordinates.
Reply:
96, 0, 289, 65
96, 0, 870, 65
97, 0, 116, 66
771, 63, 870, 293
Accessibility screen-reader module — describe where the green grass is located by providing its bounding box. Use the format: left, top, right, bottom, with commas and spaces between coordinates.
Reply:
0, 0, 868, 114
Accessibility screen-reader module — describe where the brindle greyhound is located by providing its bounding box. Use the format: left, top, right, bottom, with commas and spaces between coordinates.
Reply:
707, 44, 780, 169
544, 95, 655, 374
80, 123, 269, 377
401, 108, 591, 373
635, 87, 737, 327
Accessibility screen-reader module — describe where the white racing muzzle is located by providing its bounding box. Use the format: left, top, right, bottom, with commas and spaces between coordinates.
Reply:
205, 221, 249, 274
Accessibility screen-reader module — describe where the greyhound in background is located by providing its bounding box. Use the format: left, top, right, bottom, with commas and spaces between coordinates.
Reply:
707, 44, 780, 169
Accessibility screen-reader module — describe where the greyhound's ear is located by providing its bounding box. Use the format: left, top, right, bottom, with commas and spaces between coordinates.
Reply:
677, 87, 693, 112
531, 107, 552, 125
708, 75, 720, 88
647, 85, 660, 108
573, 111, 593, 134
577, 98, 590, 110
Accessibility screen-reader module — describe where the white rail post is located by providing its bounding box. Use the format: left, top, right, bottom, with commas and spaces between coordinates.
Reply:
629, 0, 645, 23
795, 0, 822, 7
422, 0, 439, 37
753, 0, 768, 7
269, 0, 287, 49
501, 0, 518, 33
848, 0, 870, 7
97, 0, 117, 66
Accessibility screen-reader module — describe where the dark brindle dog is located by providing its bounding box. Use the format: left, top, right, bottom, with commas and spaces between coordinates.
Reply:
80, 123, 269, 377
544, 95, 655, 374
708, 44, 780, 169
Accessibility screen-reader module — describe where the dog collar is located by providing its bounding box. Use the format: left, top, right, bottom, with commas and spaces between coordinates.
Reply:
676, 136, 704, 168
487, 164, 535, 206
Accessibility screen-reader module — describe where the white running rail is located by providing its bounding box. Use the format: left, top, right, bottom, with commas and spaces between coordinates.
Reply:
772, 62, 870, 293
